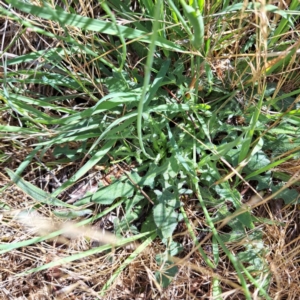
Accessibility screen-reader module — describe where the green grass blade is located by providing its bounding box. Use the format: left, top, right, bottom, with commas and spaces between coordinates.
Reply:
0, 125, 39, 135
99, 236, 155, 296
6, 0, 183, 52
166, 0, 191, 36
51, 139, 115, 197
0, 200, 123, 254
5, 168, 75, 208
18, 232, 152, 276
268, 0, 299, 48
244, 154, 295, 180
238, 91, 264, 163
137, 0, 163, 160
193, 183, 252, 299
101, 2, 126, 71
180, 206, 215, 268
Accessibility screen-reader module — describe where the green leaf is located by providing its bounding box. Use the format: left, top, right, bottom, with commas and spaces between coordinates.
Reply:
92, 181, 134, 204
155, 189, 180, 208
141, 213, 158, 239
238, 240, 266, 272
155, 254, 179, 288
250, 174, 272, 190
270, 184, 299, 205
140, 162, 169, 188
53, 145, 84, 160
219, 230, 245, 243
153, 204, 178, 238
236, 212, 255, 229
214, 184, 241, 208
155, 266, 178, 288
53, 209, 93, 219
167, 240, 183, 256
166, 122, 195, 176
105, 71, 130, 93
245, 151, 270, 172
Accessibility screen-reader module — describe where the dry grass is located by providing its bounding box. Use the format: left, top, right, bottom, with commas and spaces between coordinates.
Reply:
1, 172, 300, 299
